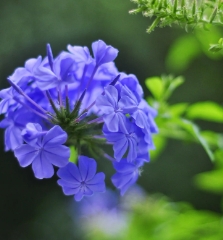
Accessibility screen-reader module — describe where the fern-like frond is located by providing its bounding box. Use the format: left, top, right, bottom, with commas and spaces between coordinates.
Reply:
130, 0, 223, 33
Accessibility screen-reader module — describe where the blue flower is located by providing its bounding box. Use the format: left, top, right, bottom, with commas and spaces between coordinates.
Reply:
57, 156, 105, 201
0, 87, 17, 114
111, 159, 143, 195
35, 47, 78, 90
0, 108, 39, 151
21, 122, 47, 145
0, 40, 158, 199
96, 85, 126, 132
92, 40, 118, 66
103, 121, 138, 162
14, 125, 70, 179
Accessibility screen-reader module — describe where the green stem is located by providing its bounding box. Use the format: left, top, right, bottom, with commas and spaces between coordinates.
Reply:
146, 17, 161, 33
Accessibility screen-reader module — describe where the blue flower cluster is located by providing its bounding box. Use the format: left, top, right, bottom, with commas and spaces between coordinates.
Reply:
0, 40, 158, 201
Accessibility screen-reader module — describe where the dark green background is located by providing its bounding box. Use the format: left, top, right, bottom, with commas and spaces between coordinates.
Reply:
0, 1, 222, 239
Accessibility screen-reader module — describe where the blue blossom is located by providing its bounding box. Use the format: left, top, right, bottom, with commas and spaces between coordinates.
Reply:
35, 49, 78, 90
111, 159, 144, 195
0, 116, 23, 151
0, 87, 17, 114
14, 125, 70, 179
92, 40, 118, 66
103, 121, 138, 162
0, 108, 39, 151
0, 40, 158, 199
57, 156, 105, 201
96, 85, 126, 132
21, 122, 47, 145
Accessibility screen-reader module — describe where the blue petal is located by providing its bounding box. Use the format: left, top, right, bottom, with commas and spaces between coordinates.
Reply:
87, 172, 106, 192
114, 138, 128, 161
32, 154, 54, 179
113, 160, 136, 173
67, 45, 91, 62
104, 85, 118, 107
111, 172, 131, 189
127, 138, 137, 162
96, 95, 114, 114
62, 186, 80, 195
104, 113, 120, 132
5, 126, 23, 151
57, 162, 81, 182
44, 145, 70, 167
92, 40, 118, 66
60, 58, 76, 82
14, 144, 37, 167
43, 125, 67, 146
104, 132, 125, 143
78, 156, 97, 181
120, 174, 138, 196
75, 191, 84, 201
118, 96, 138, 113
83, 187, 94, 196
57, 179, 80, 188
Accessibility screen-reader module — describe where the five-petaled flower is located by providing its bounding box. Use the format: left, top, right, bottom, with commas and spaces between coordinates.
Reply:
57, 156, 105, 201
14, 124, 70, 179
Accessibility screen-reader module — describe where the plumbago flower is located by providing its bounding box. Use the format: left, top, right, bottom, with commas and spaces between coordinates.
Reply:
0, 39, 158, 201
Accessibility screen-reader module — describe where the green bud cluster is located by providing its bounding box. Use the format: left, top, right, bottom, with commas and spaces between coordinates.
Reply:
48, 93, 106, 160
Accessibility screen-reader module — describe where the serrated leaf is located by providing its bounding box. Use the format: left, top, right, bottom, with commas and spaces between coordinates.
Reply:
186, 101, 223, 122
145, 77, 164, 100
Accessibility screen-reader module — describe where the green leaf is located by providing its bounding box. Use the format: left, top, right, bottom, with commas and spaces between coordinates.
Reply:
169, 103, 188, 117
173, 119, 215, 161
195, 27, 223, 59
186, 101, 223, 123
215, 149, 223, 168
163, 76, 184, 100
166, 35, 201, 72
192, 124, 215, 162
201, 131, 223, 149
145, 77, 164, 100
69, 145, 78, 163
194, 169, 223, 194
209, 40, 223, 52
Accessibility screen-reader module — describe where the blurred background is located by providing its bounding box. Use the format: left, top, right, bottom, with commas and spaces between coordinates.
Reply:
0, 0, 223, 239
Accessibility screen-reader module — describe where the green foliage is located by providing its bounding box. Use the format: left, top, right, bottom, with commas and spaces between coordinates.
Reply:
130, 0, 223, 33
145, 75, 184, 101
166, 34, 201, 72
87, 195, 223, 240
166, 26, 223, 72
125, 196, 223, 240
209, 37, 223, 52
186, 101, 223, 122
146, 75, 223, 162
195, 149, 223, 194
